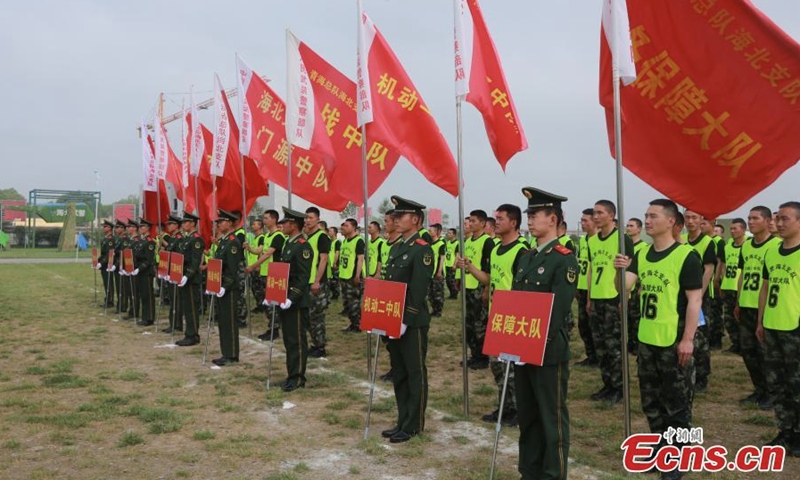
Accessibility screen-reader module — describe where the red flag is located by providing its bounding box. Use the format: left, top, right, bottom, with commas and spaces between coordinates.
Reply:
211, 74, 267, 216
294, 35, 403, 202
236, 54, 349, 210
454, 0, 528, 170
196, 124, 215, 248
183, 110, 197, 214
600, 1, 800, 217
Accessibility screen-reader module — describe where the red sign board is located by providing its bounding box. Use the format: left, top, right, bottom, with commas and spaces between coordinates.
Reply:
206, 259, 222, 294
113, 204, 135, 223
265, 262, 290, 304
91, 247, 98, 266
428, 208, 442, 225
122, 249, 135, 273
482, 290, 554, 366
107, 251, 114, 270
169, 252, 184, 283
360, 278, 406, 338
157, 251, 169, 278
1, 200, 26, 222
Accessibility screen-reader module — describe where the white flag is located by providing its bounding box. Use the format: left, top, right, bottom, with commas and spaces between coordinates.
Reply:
181, 107, 189, 188
285, 30, 315, 149
210, 73, 230, 177
154, 116, 169, 181
602, 0, 637, 86
141, 119, 157, 192
453, 0, 474, 98
356, 0, 376, 126
189, 87, 203, 176
236, 53, 254, 155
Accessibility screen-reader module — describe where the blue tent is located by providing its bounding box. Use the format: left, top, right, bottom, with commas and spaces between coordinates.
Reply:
76, 232, 88, 251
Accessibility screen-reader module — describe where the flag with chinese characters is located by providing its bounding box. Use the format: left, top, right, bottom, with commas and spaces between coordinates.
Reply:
155, 118, 184, 201
141, 120, 157, 192
358, 8, 459, 196
143, 134, 171, 226
600, 0, 800, 217
195, 123, 215, 248
183, 108, 197, 214
295, 35, 403, 202
601, 0, 637, 86
210, 73, 267, 216
454, 0, 528, 170
237, 52, 348, 210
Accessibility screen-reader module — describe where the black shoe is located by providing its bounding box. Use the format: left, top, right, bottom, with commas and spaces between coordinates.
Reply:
590, 385, 613, 401
575, 357, 599, 367
758, 396, 774, 410
341, 324, 360, 333
481, 409, 499, 423
695, 380, 708, 393
468, 357, 489, 370
380, 370, 394, 382
739, 392, 759, 405
282, 379, 306, 392
212, 357, 239, 366
162, 326, 182, 333
175, 336, 200, 347
309, 347, 327, 358
766, 430, 792, 448
137, 320, 154, 326
604, 389, 623, 405
501, 410, 518, 428
258, 329, 280, 341
389, 431, 417, 443
381, 426, 400, 438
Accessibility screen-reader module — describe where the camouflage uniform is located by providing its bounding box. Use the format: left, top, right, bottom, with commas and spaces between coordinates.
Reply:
342, 280, 363, 328
739, 308, 768, 399
694, 300, 711, 390
309, 282, 331, 349
236, 260, 248, 322
763, 329, 800, 436
627, 288, 641, 351
465, 286, 488, 360
590, 300, 623, 391
721, 292, 741, 351
445, 267, 457, 299
490, 357, 516, 414
428, 276, 445, 316
576, 290, 596, 360
638, 338, 695, 436
250, 270, 265, 306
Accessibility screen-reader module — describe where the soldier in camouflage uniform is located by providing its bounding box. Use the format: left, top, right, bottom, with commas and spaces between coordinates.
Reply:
339, 218, 365, 332
327, 226, 341, 300
461, 210, 494, 370
444, 228, 458, 299
305, 207, 332, 358
616, 199, 702, 480
233, 216, 248, 328
428, 224, 446, 318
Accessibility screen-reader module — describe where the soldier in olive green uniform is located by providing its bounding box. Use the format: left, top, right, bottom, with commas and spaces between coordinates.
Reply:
98, 220, 116, 308
120, 220, 138, 318
512, 188, 578, 480
211, 210, 244, 365
275, 208, 313, 391
175, 212, 205, 346
132, 218, 157, 326
161, 215, 183, 333
110, 220, 126, 313
381, 196, 434, 444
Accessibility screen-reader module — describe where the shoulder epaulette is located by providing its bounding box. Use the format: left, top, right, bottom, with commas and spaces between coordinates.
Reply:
554, 244, 572, 255
297, 238, 307, 243
228, 234, 235, 240
193, 233, 200, 238
415, 238, 428, 246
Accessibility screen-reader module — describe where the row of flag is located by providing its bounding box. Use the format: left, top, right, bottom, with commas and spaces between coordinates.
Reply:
141, 0, 800, 250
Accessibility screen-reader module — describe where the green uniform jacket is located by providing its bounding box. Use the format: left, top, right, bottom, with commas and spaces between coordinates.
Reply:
181, 231, 205, 284
215, 233, 243, 291
385, 232, 434, 328
512, 240, 578, 365
280, 235, 313, 308
133, 235, 156, 276
100, 234, 115, 265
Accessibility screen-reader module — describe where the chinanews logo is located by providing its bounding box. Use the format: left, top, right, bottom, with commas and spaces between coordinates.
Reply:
621, 429, 785, 473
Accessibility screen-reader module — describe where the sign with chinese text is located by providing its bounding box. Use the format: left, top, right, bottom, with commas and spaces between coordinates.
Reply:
482, 290, 554, 366
157, 251, 169, 278
265, 262, 290, 303
122, 249, 135, 273
107, 250, 114, 270
91, 247, 98, 266
206, 259, 222, 294
360, 278, 406, 338
169, 252, 184, 283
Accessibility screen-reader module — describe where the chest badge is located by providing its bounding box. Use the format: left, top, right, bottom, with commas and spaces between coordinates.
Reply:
423, 253, 432, 266
537, 267, 545, 274
566, 267, 577, 283
403, 254, 408, 260
302, 249, 311, 259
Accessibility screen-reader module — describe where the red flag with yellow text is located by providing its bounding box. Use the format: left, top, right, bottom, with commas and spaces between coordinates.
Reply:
600, 0, 800, 217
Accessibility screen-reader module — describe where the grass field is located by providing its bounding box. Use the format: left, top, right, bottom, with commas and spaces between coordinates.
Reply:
0, 247, 92, 259
0, 264, 795, 479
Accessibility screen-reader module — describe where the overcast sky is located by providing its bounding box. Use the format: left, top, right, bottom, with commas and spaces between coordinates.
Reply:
2, 0, 799, 225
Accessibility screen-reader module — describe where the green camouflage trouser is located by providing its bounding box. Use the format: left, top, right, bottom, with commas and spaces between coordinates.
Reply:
329, 270, 340, 299
236, 261, 247, 322
590, 299, 623, 390
637, 340, 694, 435
720, 291, 740, 350
739, 308, 767, 397
763, 327, 800, 433
490, 358, 516, 413
428, 277, 444, 316
250, 271, 265, 305
342, 279, 363, 327
628, 288, 641, 349
577, 290, 596, 360
709, 290, 724, 345
309, 282, 331, 348
694, 299, 711, 386
445, 268, 457, 298
465, 287, 488, 360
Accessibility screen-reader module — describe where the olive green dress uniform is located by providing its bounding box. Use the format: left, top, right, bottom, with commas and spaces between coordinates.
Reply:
175, 213, 205, 346
100, 220, 116, 308
119, 223, 133, 315
165, 229, 183, 332
133, 219, 157, 326
212, 210, 244, 363
277, 208, 313, 391
126, 220, 141, 319
113, 220, 127, 313
512, 188, 577, 480
383, 197, 434, 442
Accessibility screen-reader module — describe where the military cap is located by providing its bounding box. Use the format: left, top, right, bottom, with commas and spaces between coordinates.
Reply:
138, 217, 153, 228
102, 219, 114, 228
280, 207, 307, 226
390, 196, 426, 214
126, 219, 139, 228
167, 214, 182, 224
181, 211, 200, 223
114, 219, 126, 228
521, 187, 567, 213
214, 209, 240, 223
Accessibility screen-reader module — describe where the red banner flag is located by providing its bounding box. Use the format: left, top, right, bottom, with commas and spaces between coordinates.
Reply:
357, 9, 459, 197
600, 1, 800, 217
196, 123, 216, 249
143, 134, 171, 226
454, 0, 528, 170
236, 54, 349, 211
483, 290, 554, 366
294, 34, 403, 202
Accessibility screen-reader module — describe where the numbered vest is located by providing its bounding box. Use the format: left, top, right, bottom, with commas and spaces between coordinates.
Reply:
688, 234, 714, 297
381, 237, 400, 279
489, 241, 527, 308
577, 235, 591, 291
366, 237, 386, 277
246, 233, 264, 267
720, 239, 743, 291
328, 239, 340, 278
464, 234, 491, 289
637, 244, 694, 347
762, 244, 800, 331
339, 236, 363, 280
558, 235, 572, 248
588, 229, 621, 300
738, 236, 780, 309
306, 229, 326, 284
430, 238, 445, 277
259, 231, 285, 276
445, 240, 457, 268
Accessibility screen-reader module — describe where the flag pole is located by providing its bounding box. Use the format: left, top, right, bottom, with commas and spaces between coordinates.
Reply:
157, 94, 165, 308
361, 125, 372, 379
611, 1, 632, 439
287, 144, 293, 209
456, 96, 469, 418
